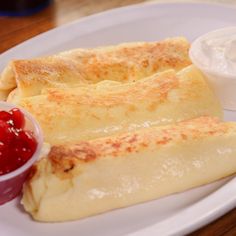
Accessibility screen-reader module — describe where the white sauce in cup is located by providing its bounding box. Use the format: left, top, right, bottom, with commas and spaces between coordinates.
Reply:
190, 27, 236, 110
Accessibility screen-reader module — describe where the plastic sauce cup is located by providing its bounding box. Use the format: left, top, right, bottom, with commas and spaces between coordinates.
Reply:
0, 102, 43, 205
189, 27, 236, 111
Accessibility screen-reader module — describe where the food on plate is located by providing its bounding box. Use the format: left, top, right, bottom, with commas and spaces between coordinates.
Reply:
0, 34, 230, 223
0, 89, 11, 101
0, 37, 191, 100
0, 107, 37, 175
22, 116, 236, 222
10, 65, 222, 145
0, 102, 42, 205
190, 27, 236, 110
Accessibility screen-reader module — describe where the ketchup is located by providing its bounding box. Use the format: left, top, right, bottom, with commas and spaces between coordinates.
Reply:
0, 108, 37, 176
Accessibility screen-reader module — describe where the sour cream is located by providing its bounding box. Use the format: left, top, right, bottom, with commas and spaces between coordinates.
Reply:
190, 27, 236, 110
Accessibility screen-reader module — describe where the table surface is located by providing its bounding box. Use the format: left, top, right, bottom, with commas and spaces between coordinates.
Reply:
1, 0, 236, 235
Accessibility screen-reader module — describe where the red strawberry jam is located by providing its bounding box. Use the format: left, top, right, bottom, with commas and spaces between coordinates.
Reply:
0, 108, 37, 176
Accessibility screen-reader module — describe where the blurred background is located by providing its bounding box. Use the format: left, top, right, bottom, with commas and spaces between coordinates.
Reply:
0, 0, 234, 53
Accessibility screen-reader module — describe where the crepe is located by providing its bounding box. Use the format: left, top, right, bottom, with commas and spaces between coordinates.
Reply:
22, 116, 236, 222
0, 37, 191, 100
12, 65, 222, 145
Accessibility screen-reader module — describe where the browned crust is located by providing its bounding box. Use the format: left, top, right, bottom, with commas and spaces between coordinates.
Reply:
11, 38, 191, 88
42, 116, 230, 178
43, 71, 179, 106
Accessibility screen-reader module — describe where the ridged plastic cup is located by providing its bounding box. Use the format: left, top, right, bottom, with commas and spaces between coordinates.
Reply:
0, 102, 43, 205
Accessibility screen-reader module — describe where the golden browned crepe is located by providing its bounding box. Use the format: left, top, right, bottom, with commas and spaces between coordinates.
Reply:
0, 37, 191, 99
11, 65, 222, 145
22, 116, 236, 222
2, 38, 228, 224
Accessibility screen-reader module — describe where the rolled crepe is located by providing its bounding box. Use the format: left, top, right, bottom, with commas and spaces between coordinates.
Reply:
0, 37, 191, 99
12, 65, 222, 145
22, 116, 236, 222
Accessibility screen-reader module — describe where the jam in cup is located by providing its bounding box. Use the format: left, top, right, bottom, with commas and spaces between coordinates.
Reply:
0, 102, 43, 205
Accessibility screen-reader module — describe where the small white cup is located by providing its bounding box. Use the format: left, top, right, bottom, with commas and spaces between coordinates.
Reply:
189, 27, 236, 111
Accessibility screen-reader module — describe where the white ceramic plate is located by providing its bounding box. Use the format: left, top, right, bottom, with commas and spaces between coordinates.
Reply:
1, 2, 236, 236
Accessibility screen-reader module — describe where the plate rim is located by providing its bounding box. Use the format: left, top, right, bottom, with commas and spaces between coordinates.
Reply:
1, 2, 236, 236
130, 177, 236, 235
1, 1, 236, 57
